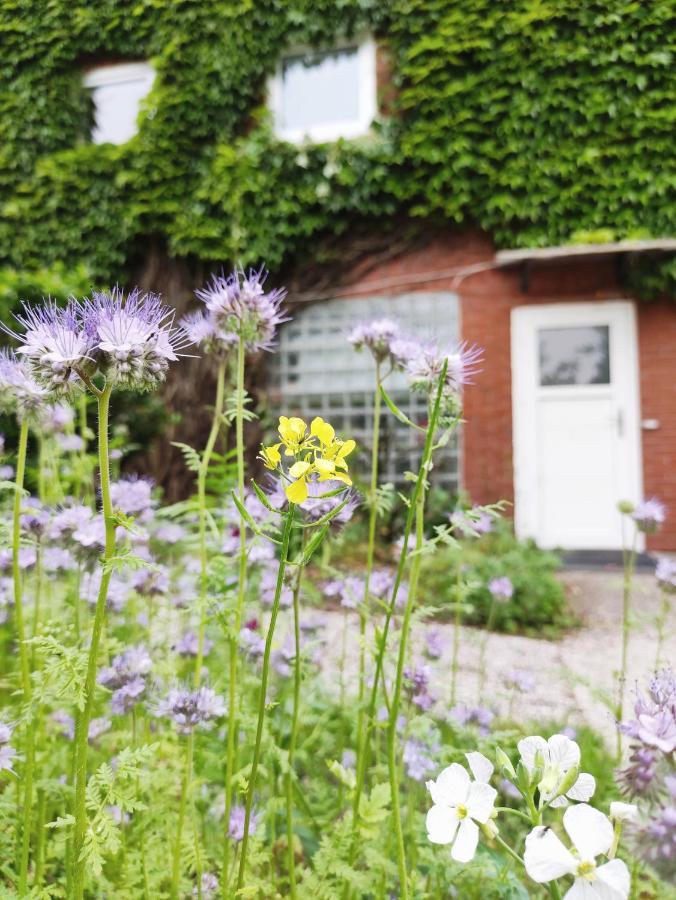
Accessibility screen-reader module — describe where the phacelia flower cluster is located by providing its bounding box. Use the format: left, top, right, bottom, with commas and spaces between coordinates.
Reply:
98, 646, 152, 715
192, 266, 287, 353
157, 686, 226, 734
630, 497, 667, 533
348, 318, 417, 369
0, 720, 17, 774
488, 575, 514, 603
6, 288, 185, 395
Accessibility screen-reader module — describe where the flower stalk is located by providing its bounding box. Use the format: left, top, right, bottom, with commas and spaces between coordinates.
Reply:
72, 381, 116, 899
236, 505, 296, 889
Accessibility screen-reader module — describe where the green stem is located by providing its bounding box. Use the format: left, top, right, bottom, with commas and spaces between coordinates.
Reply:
386, 429, 429, 900
171, 733, 194, 899
194, 358, 227, 686
12, 418, 31, 697
478, 597, 497, 703
236, 506, 295, 890
495, 834, 524, 866
223, 336, 247, 890
450, 555, 462, 705
350, 364, 448, 855
496, 806, 532, 824
655, 590, 670, 669
13, 418, 34, 895
616, 527, 637, 761
285, 543, 306, 898
72, 382, 116, 899
354, 363, 382, 793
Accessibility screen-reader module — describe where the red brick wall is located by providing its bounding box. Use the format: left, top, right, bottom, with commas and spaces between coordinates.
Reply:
336, 229, 676, 551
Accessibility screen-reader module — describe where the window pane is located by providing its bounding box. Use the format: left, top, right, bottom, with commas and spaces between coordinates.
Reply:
269, 293, 461, 490
86, 66, 155, 144
281, 47, 360, 130
538, 326, 610, 386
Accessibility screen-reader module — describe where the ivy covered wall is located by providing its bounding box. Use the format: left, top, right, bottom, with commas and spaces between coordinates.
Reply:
1, 0, 674, 293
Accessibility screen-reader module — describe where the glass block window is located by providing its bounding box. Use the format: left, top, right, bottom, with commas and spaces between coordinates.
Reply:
268, 293, 460, 490
83, 62, 155, 145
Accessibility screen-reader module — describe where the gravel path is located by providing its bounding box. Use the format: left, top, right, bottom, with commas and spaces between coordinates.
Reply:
314, 570, 675, 747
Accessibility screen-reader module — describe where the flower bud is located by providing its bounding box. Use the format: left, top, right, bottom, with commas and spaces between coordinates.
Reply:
552, 764, 579, 800
617, 499, 635, 514
610, 801, 638, 823
495, 747, 516, 780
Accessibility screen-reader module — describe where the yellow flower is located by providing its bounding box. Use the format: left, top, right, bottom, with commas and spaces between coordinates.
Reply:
278, 416, 308, 455
311, 416, 356, 472
285, 460, 312, 503
259, 442, 282, 469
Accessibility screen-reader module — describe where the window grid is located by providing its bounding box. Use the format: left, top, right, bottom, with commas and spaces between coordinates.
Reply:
269, 293, 461, 490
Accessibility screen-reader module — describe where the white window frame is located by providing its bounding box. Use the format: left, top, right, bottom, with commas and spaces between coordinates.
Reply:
82, 61, 155, 144
268, 38, 377, 144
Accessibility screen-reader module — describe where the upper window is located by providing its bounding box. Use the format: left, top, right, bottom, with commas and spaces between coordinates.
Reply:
83, 62, 155, 145
538, 326, 611, 386
269, 39, 377, 143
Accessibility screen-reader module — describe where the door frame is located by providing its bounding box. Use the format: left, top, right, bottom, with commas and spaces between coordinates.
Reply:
511, 300, 644, 549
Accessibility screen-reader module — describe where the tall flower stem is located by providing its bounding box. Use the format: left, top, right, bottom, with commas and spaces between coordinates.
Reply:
386, 457, 428, 900
236, 506, 295, 890
350, 364, 447, 855
478, 597, 497, 703
616, 526, 637, 760
194, 358, 227, 686
223, 335, 247, 887
450, 555, 462, 705
171, 732, 194, 900
72, 382, 116, 900
285, 539, 306, 898
354, 362, 382, 790
655, 590, 670, 668
13, 418, 35, 895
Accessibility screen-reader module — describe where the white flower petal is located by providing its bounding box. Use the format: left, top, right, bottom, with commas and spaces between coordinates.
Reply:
563, 804, 614, 859
547, 734, 580, 770
595, 859, 631, 900
426, 804, 459, 845
518, 735, 548, 771
609, 802, 638, 823
465, 751, 494, 783
466, 781, 497, 824
566, 772, 596, 802
451, 818, 479, 863
563, 880, 598, 900
524, 826, 576, 883
549, 795, 570, 808
428, 763, 470, 806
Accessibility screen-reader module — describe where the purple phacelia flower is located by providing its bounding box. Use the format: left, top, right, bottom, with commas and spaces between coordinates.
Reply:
632, 498, 666, 533
6, 300, 94, 393
488, 576, 514, 602
403, 738, 437, 782
0, 348, 50, 418
424, 628, 444, 660
132, 564, 169, 597
450, 506, 494, 537
505, 669, 536, 694
406, 341, 483, 399
228, 804, 259, 842
193, 872, 220, 897
110, 475, 156, 519
450, 703, 494, 735
656, 557, 676, 594
194, 267, 288, 353
85, 287, 188, 391
174, 631, 213, 658
348, 318, 415, 369
157, 686, 226, 734
98, 646, 152, 715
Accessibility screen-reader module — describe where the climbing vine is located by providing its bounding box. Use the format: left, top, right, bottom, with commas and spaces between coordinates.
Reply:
0, 0, 673, 298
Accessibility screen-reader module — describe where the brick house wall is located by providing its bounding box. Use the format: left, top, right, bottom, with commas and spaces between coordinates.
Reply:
335, 229, 676, 552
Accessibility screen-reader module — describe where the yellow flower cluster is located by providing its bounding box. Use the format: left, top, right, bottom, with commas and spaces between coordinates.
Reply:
260, 415, 356, 504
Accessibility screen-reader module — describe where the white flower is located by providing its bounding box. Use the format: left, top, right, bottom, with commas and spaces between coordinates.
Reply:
609, 802, 638, 823
425, 753, 497, 862
524, 804, 630, 899
518, 734, 595, 807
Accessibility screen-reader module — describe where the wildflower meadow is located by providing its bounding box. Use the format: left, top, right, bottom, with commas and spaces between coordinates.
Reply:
0, 270, 673, 899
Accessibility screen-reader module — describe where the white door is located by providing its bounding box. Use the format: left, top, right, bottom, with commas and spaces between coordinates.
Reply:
511, 301, 643, 550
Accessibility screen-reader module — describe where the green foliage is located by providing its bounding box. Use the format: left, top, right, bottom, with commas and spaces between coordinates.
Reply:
419, 521, 575, 635
0, 1, 673, 298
